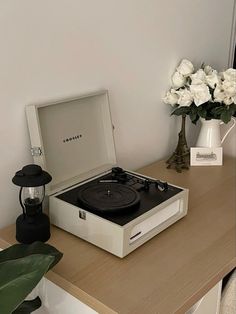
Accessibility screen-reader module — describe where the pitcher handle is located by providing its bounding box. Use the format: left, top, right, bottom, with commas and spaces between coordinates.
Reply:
220, 117, 236, 144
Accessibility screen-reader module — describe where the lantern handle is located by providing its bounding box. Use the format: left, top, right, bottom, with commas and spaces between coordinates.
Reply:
42, 185, 45, 203
19, 187, 26, 217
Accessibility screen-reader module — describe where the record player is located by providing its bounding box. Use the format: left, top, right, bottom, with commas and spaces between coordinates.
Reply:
26, 90, 188, 258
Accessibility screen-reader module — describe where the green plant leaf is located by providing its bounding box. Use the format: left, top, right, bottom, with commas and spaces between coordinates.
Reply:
13, 297, 41, 314
0, 241, 62, 270
0, 254, 54, 314
171, 106, 190, 116
197, 107, 207, 119
189, 111, 197, 123
221, 110, 232, 124
228, 103, 236, 116
211, 107, 224, 115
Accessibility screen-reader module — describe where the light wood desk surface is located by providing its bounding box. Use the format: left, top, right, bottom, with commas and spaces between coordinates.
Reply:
0, 157, 235, 314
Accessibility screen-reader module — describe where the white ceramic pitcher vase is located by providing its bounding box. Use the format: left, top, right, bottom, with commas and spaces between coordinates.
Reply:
196, 117, 236, 148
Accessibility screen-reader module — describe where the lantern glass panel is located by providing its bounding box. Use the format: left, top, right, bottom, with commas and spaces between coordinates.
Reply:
22, 186, 44, 206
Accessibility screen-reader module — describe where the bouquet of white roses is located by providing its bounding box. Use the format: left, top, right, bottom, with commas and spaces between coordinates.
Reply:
163, 59, 236, 123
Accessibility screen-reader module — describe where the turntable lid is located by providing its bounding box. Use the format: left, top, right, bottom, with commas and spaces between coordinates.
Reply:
26, 90, 117, 194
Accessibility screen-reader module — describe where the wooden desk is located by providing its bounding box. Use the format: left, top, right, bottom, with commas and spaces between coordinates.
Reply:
0, 157, 235, 314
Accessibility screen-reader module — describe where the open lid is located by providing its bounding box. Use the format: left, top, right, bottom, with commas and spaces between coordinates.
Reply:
26, 90, 117, 195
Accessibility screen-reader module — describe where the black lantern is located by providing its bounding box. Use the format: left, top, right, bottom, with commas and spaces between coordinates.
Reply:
12, 164, 52, 244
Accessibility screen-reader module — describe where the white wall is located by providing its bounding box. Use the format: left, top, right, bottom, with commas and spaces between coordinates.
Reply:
0, 0, 235, 228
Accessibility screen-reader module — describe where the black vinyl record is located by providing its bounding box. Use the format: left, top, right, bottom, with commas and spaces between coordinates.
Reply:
77, 183, 140, 214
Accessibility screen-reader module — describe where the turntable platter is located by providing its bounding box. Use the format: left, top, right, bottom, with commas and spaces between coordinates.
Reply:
77, 183, 140, 213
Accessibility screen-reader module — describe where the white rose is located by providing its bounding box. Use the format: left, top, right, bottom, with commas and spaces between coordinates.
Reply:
171, 71, 186, 88
218, 72, 224, 81
204, 65, 214, 75
163, 89, 179, 106
213, 84, 225, 102
206, 70, 220, 88
222, 68, 236, 82
190, 83, 211, 106
222, 80, 236, 97
176, 88, 193, 107
190, 69, 206, 85
176, 59, 194, 76
232, 95, 236, 104
223, 97, 233, 106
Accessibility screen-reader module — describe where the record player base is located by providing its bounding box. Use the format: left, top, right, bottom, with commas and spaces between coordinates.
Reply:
49, 190, 188, 258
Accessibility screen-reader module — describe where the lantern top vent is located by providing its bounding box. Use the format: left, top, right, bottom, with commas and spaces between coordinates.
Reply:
12, 164, 52, 187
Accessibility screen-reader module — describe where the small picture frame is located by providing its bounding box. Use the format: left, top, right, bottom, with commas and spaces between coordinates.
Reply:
190, 147, 223, 166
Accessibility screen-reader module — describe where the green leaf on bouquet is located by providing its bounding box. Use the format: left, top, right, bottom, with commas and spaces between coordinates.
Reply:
221, 110, 232, 124
189, 111, 197, 123
228, 104, 236, 116
189, 108, 197, 124
211, 107, 224, 115
171, 106, 190, 116
186, 104, 198, 124
197, 107, 207, 118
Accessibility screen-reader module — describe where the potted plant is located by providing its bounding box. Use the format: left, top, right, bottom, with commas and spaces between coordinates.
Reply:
163, 59, 236, 123
0, 241, 63, 314
163, 59, 236, 171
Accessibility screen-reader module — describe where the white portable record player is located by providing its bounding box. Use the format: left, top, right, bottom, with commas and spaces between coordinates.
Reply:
26, 90, 188, 258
